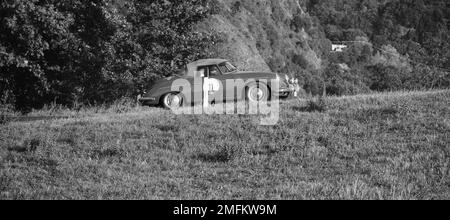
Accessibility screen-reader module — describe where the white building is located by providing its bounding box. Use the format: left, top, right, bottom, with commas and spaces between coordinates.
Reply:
331, 44, 348, 52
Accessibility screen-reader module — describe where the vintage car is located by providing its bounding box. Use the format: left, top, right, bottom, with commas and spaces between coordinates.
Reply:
138, 59, 299, 109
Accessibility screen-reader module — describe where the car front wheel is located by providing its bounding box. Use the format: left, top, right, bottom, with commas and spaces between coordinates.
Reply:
161, 93, 183, 109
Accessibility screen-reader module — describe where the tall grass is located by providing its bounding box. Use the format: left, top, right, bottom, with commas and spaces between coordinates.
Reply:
0, 90, 449, 199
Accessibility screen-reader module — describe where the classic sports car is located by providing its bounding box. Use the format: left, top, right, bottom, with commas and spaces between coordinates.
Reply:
138, 59, 299, 109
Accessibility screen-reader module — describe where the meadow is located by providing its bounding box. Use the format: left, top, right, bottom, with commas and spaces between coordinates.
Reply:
0, 90, 449, 200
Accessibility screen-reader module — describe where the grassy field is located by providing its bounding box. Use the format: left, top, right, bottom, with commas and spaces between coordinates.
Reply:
0, 90, 449, 200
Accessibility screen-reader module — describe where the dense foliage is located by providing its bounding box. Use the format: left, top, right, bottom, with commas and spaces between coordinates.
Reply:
0, 0, 449, 111
307, 0, 450, 95
0, 0, 215, 111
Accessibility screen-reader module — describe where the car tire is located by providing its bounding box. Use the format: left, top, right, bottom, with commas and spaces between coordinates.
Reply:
279, 92, 291, 100
246, 83, 270, 103
161, 93, 184, 109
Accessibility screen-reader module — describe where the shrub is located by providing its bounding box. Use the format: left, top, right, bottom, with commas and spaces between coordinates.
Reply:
108, 97, 139, 114
0, 0, 217, 111
365, 64, 404, 91
292, 54, 311, 69
0, 103, 15, 124
0, 114, 7, 125
216, 144, 244, 163
305, 96, 329, 112
7, 138, 41, 153
301, 70, 326, 96
291, 13, 314, 32
231, 1, 242, 14
325, 64, 371, 96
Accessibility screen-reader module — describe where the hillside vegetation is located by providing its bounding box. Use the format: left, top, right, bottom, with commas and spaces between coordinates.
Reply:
1, 0, 449, 112
197, 0, 328, 72
1, 90, 449, 199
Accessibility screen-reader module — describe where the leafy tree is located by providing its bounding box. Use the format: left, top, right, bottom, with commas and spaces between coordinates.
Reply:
366, 64, 405, 91
0, 0, 119, 110
309, 0, 449, 92
325, 64, 370, 96
0, 0, 217, 111
88, 0, 218, 100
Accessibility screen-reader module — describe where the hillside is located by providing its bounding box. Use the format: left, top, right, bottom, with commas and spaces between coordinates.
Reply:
196, 0, 328, 73
201, 0, 449, 95
1, 0, 448, 111
1, 90, 449, 199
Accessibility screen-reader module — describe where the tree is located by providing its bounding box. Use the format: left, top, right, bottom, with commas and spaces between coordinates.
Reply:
97, 0, 218, 99
0, 0, 120, 110
324, 64, 370, 96
0, 0, 218, 111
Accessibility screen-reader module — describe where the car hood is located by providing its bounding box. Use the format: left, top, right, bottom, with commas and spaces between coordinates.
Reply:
230, 71, 278, 77
152, 75, 182, 84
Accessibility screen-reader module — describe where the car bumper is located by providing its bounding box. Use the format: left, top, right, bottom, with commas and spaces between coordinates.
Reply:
137, 95, 159, 106
277, 84, 298, 97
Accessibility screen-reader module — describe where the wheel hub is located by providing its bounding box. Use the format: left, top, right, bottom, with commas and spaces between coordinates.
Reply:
250, 87, 265, 101
167, 94, 182, 108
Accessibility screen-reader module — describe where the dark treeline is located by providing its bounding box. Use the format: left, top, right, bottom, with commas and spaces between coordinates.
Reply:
0, 0, 216, 111
1, 0, 449, 111
306, 0, 450, 95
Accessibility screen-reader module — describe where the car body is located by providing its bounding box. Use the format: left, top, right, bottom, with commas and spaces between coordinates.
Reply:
138, 59, 299, 108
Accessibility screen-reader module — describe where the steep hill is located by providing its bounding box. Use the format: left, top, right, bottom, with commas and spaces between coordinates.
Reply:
196, 0, 330, 73
196, 0, 449, 96
1, 0, 448, 111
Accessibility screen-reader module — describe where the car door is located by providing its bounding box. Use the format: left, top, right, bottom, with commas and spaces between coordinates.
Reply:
210, 63, 244, 101
191, 66, 209, 105
206, 65, 226, 102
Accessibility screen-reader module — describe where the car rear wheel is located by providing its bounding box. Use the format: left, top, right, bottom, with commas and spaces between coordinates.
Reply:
279, 92, 291, 100
161, 93, 183, 109
246, 84, 270, 102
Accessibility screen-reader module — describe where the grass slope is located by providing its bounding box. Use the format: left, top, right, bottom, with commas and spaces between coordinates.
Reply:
1, 90, 449, 200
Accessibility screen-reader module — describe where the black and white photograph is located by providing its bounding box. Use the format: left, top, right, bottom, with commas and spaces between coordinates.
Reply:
0, 0, 449, 205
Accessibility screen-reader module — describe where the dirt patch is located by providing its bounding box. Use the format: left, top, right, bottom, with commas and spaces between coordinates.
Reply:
7, 138, 41, 153
4, 153, 60, 176
195, 145, 244, 163
91, 148, 125, 160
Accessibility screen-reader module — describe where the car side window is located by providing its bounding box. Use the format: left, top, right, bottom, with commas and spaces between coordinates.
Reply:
197, 67, 207, 78
209, 65, 222, 77
218, 63, 230, 74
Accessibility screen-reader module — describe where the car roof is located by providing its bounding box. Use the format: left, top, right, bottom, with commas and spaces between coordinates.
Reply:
186, 59, 228, 77
188, 59, 228, 67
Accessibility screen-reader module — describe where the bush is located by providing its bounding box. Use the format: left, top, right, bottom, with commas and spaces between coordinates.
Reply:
108, 97, 139, 114
216, 144, 242, 163
291, 13, 314, 32
0, 0, 217, 111
302, 71, 325, 96
325, 64, 371, 96
0, 114, 7, 125
305, 97, 329, 112
365, 64, 404, 91
0, 103, 15, 124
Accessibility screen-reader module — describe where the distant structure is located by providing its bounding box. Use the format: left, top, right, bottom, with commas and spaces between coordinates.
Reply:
331, 44, 348, 52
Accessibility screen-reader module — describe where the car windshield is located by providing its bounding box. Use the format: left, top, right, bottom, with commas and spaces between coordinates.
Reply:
218, 62, 237, 74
